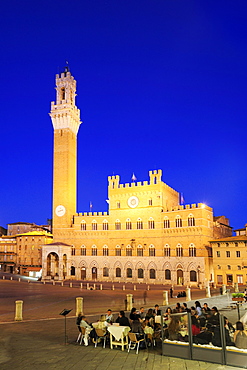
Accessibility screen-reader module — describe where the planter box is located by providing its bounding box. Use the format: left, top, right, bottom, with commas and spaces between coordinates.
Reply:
232, 297, 244, 302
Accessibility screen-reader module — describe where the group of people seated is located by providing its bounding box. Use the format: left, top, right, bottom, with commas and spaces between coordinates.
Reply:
76, 305, 162, 347
164, 300, 247, 349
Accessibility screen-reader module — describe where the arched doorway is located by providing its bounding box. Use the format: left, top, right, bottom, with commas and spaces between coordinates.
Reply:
92, 266, 97, 280
47, 252, 59, 278
177, 269, 183, 285
63, 254, 67, 279
81, 267, 86, 280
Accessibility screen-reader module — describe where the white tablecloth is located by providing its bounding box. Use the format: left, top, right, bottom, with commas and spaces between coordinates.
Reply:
107, 326, 130, 341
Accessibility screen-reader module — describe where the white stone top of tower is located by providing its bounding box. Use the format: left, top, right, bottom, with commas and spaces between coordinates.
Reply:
49, 66, 81, 135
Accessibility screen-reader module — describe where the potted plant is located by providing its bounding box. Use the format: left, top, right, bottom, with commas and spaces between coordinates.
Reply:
232, 293, 245, 302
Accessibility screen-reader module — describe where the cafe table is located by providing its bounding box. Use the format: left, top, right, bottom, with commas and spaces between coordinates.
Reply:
107, 325, 130, 351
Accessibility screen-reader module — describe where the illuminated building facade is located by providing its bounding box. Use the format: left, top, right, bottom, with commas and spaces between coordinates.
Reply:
42, 68, 231, 286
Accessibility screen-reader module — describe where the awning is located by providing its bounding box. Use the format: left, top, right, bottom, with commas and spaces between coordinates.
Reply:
26, 267, 42, 272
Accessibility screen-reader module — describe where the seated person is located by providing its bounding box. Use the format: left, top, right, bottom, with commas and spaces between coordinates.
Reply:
129, 307, 139, 321
234, 321, 247, 349
116, 310, 131, 327
131, 315, 144, 339
153, 304, 161, 316
80, 315, 92, 346
212, 318, 235, 347
191, 315, 201, 336
138, 307, 145, 320
105, 309, 114, 325
167, 316, 181, 341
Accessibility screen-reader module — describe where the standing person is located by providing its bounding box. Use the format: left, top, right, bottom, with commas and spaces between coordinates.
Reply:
170, 287, 173, 298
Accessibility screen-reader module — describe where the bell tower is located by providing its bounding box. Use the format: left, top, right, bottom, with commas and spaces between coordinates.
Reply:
50, 66, 81, 234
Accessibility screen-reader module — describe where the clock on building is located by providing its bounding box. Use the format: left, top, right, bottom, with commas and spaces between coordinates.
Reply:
55, 205, 66, 217
127, 196, 139, 208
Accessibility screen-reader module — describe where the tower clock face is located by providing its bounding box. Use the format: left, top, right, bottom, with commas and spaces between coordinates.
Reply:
55, 205, 66, 217
128, 196, 139, 208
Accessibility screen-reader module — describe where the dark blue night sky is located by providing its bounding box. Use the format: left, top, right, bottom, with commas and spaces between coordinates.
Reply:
1, 0, 247, 230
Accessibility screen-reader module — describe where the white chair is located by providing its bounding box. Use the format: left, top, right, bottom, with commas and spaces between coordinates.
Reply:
127, 332, 146, 354
94, 328, 107, 348
79, 327, 86, 345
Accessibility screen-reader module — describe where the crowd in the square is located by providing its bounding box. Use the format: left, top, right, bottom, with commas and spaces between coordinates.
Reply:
76, 301, 247, 350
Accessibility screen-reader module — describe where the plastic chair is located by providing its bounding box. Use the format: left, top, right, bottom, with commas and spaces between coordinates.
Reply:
127, 332, 146, 354
94, 328, 107, 348
76, 326, 82, 343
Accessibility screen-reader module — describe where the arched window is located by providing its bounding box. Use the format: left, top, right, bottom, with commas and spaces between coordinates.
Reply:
126, 219, 132, 230
149, 198, 152, 206
126, 246, 132, 256
115, 220, 121, 230
148, 218, 155, 229
190, 270, 197, 282
115, 245, 121, 256
92, 246, 97, 256
116, 267, 121, 277
61, 87, 65, 100
103, 267, 109, 277
103, 220, 109, 230
176, 245, 183, 257
175, 216, 182, 227
116, 201, 120, 208
164, 218, 170, 228
71, 247, 75, 256
81, 245, 86, 256
71, 266, 75, 276
165, 269, 171, 280
137, 245, 143, 257
164, 245, 170, 257
81, 220, 86, 231
138, 268, 144, 279
188, 215, 195, 227
103, 245, 109, 256
137, 218, 143, 229
127, 268, 132, 278
189, 244, 196, 257
150, 269, 156, 279
92, 220, 97, 231
149, 245, 155, 257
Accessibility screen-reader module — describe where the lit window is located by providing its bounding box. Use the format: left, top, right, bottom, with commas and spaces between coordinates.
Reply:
164, 219, 170, 228
236, 251, 241, 257
188, 215, 195, 227
216, 251, 220, 257
149, 246, 155, 257
148, 218, 155, 229
81, 246, 86, 256
103, 246, 109, 256
137, 246, 143, 256
92, 221, 97, 231
115, 221, 121, 230
115, 246, 121, 256
116, 267, 121, 277
103, 267, 109, 277
175, 216, 182, 228
126, 247, 132, 256
226, 251, 230, 258
103, 221, 108, 230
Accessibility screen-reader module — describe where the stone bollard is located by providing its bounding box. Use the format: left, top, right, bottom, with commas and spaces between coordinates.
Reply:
76, 297, 84, 316
19, 278, 21, 282
222, 284, 227, 295
93, 283, 96, 290
186, 287, 191, 302
112, 285, 115, 290
80, 283, 83, 289
10, 276, 13, 281
206, 285, 211, 298
147, 285, 150, 291
43, 281, 46, 285
126, 294, 133, 311
163, 291, 169, 306
87, 283, 89, 290
3, 276, 5, 280
123, 285, 125, 291
61, 281, 63, 286
133, 285, 136, 291
234, 282, 239, 293
53, 281, 55, 285
100, 284, 103, 290
70, 283, 73, 288
15, 300, 23, 321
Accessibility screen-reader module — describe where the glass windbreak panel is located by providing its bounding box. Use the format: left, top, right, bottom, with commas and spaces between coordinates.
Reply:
191, 308, 223, 349
227, 319, 247, 351
163, 312, 189, 344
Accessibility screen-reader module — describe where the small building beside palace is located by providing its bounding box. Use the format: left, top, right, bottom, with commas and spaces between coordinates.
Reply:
41, 67, 232, 286
210, 224, 247, 286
